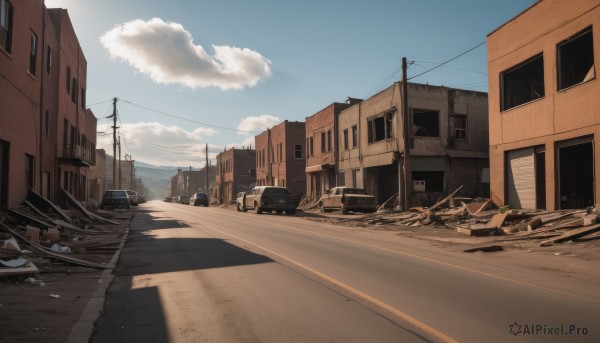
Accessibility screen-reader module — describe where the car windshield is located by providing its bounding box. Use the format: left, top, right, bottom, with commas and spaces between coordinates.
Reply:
344, 188, 366, 195
264, 188, 290, 195
196, 193, 207, 198
105, 191, 127, 197
126, 190, 135, 195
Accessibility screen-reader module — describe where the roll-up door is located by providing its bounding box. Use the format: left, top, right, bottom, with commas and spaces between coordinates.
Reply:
506, 148, 536, 209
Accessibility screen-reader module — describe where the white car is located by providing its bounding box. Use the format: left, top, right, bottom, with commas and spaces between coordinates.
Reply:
125, 190, 139, 206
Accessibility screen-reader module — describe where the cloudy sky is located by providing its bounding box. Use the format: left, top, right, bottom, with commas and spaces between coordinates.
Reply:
45, 0, 534, 167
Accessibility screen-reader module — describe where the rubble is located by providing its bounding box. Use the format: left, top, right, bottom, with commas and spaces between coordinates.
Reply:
0, 188, 130, 279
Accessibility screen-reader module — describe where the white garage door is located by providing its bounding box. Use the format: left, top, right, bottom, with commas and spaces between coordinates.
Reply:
506, 148, 536, 209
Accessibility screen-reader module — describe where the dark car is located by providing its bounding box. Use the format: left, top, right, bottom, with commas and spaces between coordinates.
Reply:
190, 192, 209, 207
177, 195, 190, 204
100, 190, 130, 210
242, 186, 296, 214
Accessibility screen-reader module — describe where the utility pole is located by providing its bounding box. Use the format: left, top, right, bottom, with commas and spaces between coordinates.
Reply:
205, 143, 209, 192
402, 57, 411, 211
111, 97, 118, 189
118, 136, 122, 189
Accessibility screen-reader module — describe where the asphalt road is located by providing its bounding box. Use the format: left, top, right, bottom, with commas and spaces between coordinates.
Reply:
93, 201, 600, 343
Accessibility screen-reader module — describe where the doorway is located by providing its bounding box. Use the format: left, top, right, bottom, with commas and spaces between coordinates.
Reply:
557, 138, 594, 209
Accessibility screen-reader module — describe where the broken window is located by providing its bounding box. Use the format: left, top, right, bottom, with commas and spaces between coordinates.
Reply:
453, 114, 467, 140
351, 125, 358, 148
501, 54, 545, 111
558, 27, 594, 90
368, 111, 394, 143
0, 0, 12, 53
413, 109, 439, 137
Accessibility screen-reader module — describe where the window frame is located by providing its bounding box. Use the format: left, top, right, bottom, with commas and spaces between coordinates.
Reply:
351, 125, 358, 148
500, 53, 545, 111
343, 128, 349, 150
453, 114, 467, 141
294, 144, 303, 160
0, 0, 13, 54
367, 110, 394, 144
557, 26, 595, 91
28, 31, 37, 76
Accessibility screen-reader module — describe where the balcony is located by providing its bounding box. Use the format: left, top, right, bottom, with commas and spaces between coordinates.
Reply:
57, 144, 95, 166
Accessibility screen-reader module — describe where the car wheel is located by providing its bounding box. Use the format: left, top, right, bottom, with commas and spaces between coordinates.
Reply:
286, 209, 296, 215
255, 203, 262, 214
275, 210, 283, 214
340, 205, 347, 215
319, 202, 325, 213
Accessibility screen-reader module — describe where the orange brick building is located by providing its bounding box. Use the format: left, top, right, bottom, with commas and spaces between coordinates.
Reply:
488, 0, 600, 210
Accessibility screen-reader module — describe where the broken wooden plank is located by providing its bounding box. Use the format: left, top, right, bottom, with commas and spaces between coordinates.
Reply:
61, 188, 119, 225
465, 200, 492, 215
457, 223, 498, 237
488, 211, 509, 228
7, 208, 56, 229
27, 187, 73, 224
428, 185, 463, 212
24, 200, 55, 222
540, 223, 600, 247
0, 222, 109, 269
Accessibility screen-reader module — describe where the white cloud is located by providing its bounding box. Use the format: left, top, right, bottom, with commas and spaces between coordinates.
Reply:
236, 115, 281, 134
96, 122, 219, 166
100, 18, 271, 90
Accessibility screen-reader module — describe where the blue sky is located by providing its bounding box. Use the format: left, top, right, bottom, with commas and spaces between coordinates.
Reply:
45, 0, 534, 167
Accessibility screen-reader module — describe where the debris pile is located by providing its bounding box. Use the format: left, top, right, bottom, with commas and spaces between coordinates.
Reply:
0, 188, 130, 280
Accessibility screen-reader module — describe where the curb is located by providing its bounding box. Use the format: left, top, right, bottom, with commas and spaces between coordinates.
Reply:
66, 225, 130, 343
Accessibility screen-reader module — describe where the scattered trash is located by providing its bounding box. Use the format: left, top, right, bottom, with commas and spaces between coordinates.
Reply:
49, 294, 60, 299
51, 244, 72, 254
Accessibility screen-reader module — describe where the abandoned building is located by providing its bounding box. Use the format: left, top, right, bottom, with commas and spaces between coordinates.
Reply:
0, 2, 97, 208
488, 0, 600, 210
170, 166, 216, 198
215, 147, 256, 204
338, 82, 489, 206
305, 99, 362, 198
254, 120, 306, 197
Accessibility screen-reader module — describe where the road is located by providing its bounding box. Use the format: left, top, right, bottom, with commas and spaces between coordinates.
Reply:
93, 201, 600, 343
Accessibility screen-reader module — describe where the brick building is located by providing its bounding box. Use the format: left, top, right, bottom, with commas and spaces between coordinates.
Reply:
0, 1, 95, 208
215, 147, 256, 204
488, 0, 600, 210
170, 166, 216, 198
305, 99, 360, 198
338, 82, 489, 206
255, 120, 306, 197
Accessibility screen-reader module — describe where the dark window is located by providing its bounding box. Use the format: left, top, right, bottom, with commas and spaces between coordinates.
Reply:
279, 143, 282, 161
26, 154, 34, 188
0, 0, 13, 53
309, 136, 313, 156
413, 109, 439, 138
71, 78, 78, 103
327, 130, 332, 152
294, 145, 303, 159
412, 171, 444, 192
368, 111, 394, 143
343, 129, 349, 150
501, 54, 545, 111
46, 46, 52, 75
454, 114, 467, 140
81, 87, 86, 108
558, 27, 594, 90
29, 32, 37, 75
352, 125, 358, 148
321, 132, 326, 153
66, 67, 71, 94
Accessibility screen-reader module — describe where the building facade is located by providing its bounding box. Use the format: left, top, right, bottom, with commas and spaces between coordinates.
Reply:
338, 82, 489, 206
0, 1, 95, 208
488, 0, 600, 210
305, 100, 360, 198
215, 147, 256, 204
170, 166, 216, 198
255, 120, 306, 197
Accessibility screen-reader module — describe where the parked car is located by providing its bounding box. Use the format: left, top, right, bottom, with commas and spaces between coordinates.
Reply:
177, 195, 190, 204
190, 192, 209, 207
138, 194, 147, 203
164, 196, 171, 202
318, 187, 377, 214
236, 192, 246, 212
242, 186, 296, 214
100, 190, 130, 210
125, 190, 139, 206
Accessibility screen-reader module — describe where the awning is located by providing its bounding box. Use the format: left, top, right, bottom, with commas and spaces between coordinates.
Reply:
305, 164, 332, 173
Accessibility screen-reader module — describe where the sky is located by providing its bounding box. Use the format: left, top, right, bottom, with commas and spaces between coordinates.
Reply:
44, 0, 535, 168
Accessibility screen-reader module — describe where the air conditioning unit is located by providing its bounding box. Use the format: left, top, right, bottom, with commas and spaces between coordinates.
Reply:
414, 180, 426, 192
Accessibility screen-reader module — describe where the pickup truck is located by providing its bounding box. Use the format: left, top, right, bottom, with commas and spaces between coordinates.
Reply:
318, 187, 377, 214
242, 186, 297, 215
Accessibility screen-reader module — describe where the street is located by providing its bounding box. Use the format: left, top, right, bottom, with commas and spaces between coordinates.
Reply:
92, 201, 600, 343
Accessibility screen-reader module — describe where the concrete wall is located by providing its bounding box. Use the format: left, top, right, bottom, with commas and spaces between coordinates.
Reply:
488, 0, 600, 209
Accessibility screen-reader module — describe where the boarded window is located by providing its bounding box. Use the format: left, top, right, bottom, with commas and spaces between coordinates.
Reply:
558, 27, 594, 90
501, 54, 545, 111
413, 109, 439, 137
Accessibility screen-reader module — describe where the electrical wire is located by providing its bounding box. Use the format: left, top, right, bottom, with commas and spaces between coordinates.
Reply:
118, 98, 255, 133
408, 41, 486, 81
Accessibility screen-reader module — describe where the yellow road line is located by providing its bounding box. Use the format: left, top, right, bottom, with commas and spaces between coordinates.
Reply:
207, 226, 459, 343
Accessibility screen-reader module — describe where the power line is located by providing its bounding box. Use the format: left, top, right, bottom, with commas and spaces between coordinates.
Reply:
408, 41, 486, 81
118, 98, 255, 133
87, 98, 114, 107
